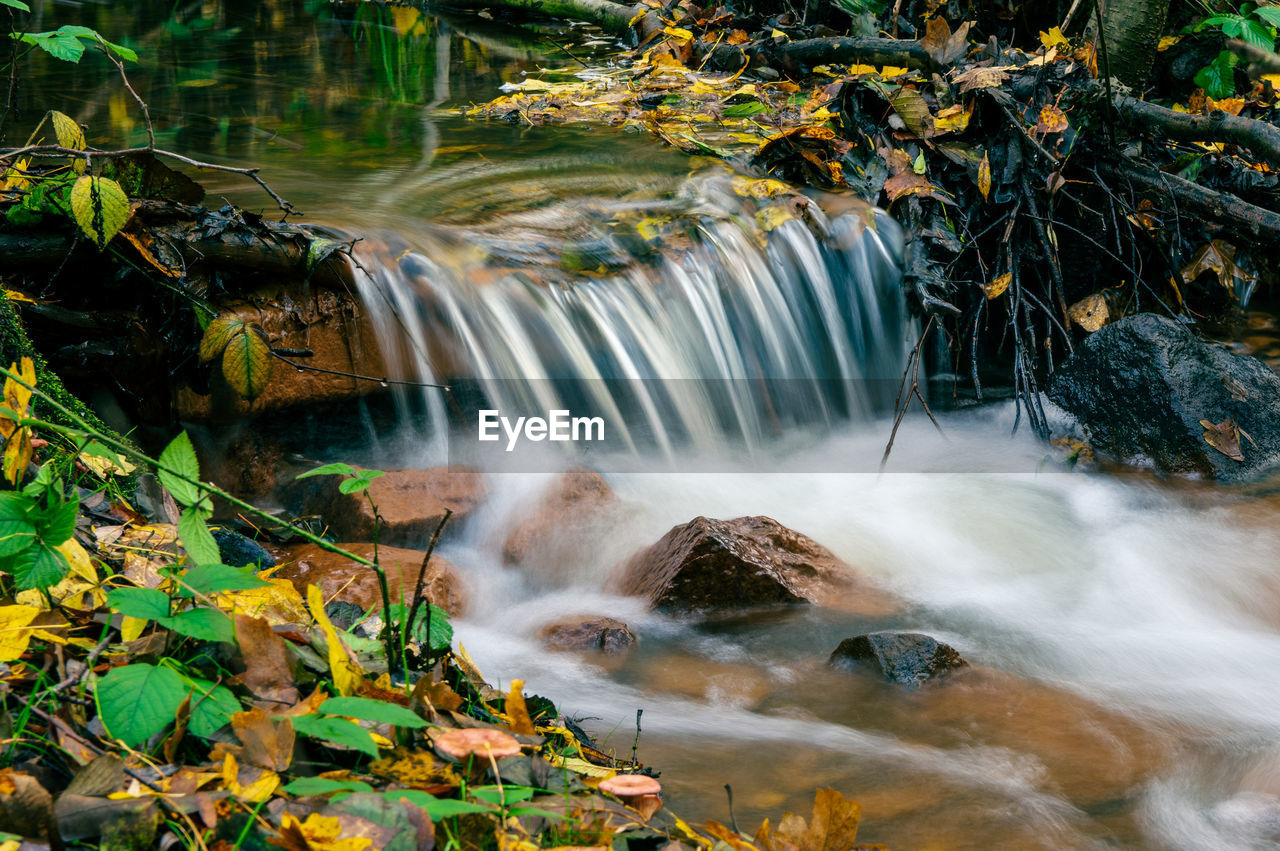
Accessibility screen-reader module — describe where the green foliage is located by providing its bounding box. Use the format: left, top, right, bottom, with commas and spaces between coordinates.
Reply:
95, 663, 189, 748
197, 315, 274, 400
318, 696, 430, 728
14, 25, 137, 64
1196, 49, 1242, 99
0, 476, 78, 591
1190, 4, 1279, 95
297, 463, 385, 496
290, 713, 380, 759
175, 562, 269, 597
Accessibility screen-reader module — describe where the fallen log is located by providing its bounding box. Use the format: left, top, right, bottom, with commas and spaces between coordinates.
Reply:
1113, 94, 1280, 170
775, 36, 937, 74
438, 0, 638, 33
1100, 157, 1280, 247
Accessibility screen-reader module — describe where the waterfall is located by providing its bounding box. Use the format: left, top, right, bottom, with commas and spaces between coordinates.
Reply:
348, 171, 910, 467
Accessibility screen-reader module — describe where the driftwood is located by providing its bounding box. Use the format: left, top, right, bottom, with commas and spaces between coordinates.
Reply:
775, 36, 937, 73
1113, 94, 1280, 170
1101, 157, 1280, 246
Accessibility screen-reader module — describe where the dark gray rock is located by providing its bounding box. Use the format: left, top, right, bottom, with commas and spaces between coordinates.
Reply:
1047, 313, 1280, 482
829, 632, 967, 686
212, 527, 276, 569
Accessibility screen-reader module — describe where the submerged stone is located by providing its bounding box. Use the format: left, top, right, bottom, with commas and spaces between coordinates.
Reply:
538, 616, 636, 655
828, 632, 967, 686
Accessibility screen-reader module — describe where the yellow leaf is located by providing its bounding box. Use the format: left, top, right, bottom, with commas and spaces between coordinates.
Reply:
1036, 104, 1069, 134
308, 584, 363, 696
77, 448, 136, 479
54, 539, 96, 584
1, 158, 30, 193
732, 176, 792, 199
0, 605, 41, 661
221, 324, 273, 400
278, 813, 372, 851
389, 6, 428, 36
978, 150, 992, 201
69, 176, 130, 249
770, 28, 788, 40
49, 111, 86, 174
849, 63, 877, 76
1263, 73, 1280, 89
663, 26, 693, 41
755, 206, 795, 231
198, 316, 246, 363
1068, 293, 1109, 332
879, 65, 908, 78
216, 574, 310, 625
504, 679, 537, 735
933, 103, 972, 134
635, 217, 667, 241
544, 752, 615, 777
120, 615, 147, 642
1158, 35, 1182, 51
1039, 27, 1070, 50
985, 272, 1011, 299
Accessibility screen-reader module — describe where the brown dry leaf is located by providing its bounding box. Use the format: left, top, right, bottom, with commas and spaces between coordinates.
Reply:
230, 615, 299, 708
211, 707, 296, 771
726, 29, 750, 45
1180, 240, 1257, 298
121, 230, 183, 278
985, 272, 1011, 299
919, 17, 972, 65
889, 87, 933, 137
1223, 376, 1251, 402
1068, 293, 1110, 332
952, 66, 1010, 92
1200, 418, 1256, 462
767, 788, 863, 851
706, 820, 757, 850
1036, 104, 1069, 134
0, 770, 55, 841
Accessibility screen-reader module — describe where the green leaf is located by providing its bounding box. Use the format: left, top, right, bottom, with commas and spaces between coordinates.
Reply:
1195, 51, 1240, 100
1256, 6, 1280, 27
157, 432, 202, 509
290, 714, 380, 759
0, 1, 31, 11
0, 493, 32, 522
105, 587, 170, 620
318, 697, 430, 728
337, 471, 384, 495
283, 777, 375, 797
423, 604, 453, 653
17, 30, 86, 63
183, 678, 241, 738
178, 507, 219, 566
95, 663, 187, 747
158, 607, 234, 643
723, 101, 769, 117
198, 316, 246, 363
471, 786, 536, 806
69, 175, 129, 248
221, 324, 272, 399
36, 497, 79, 546
0, 520, 36, 558
175, 563, 268, 597
296, 463, 358, 480
12, 543, 69, 590
383, 791, 493, 818
1240, 18, 1275, 50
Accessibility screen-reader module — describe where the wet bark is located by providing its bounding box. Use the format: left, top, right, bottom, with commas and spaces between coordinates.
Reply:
1089, 0, 1169, 88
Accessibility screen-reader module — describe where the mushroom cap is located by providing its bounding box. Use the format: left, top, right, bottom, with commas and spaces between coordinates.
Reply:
434, 728, 522, 760
598, 774, 661, 798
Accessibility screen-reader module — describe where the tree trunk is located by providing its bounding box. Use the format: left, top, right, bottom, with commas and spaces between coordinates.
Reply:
1089, 0, 1170, 89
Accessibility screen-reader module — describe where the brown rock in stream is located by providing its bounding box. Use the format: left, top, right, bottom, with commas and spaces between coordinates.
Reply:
285, 466, 487, 547
503, 470, 616, 566
539, 616, 636, 655
273, 542, 466, 616
616, 515, 900, 616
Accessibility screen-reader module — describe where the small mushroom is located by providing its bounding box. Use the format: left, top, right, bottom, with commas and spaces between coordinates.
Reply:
598, 773, 662, 819
433, 728, 522, 762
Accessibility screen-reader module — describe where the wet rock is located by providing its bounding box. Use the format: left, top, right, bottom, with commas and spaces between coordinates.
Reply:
212, 528, 276, 569
828, 632, 967, 686
285, 467, 487, 547
1048, 313, 1280, 481
616, 515, 900, 616
538, 616, 636, 655
273, 542, 466, 616
174, 285, 390, 420
503, 470, 616, 566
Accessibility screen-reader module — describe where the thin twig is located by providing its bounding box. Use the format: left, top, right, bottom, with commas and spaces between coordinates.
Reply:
405, 509, 453, 652
106, 53, 154, 149
270, 350, 449, 390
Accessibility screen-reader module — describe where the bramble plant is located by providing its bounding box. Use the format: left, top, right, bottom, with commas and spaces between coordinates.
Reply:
1188, 2, 1280, 97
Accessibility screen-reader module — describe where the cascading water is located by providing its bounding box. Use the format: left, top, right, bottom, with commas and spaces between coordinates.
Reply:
347, 170, 911, 466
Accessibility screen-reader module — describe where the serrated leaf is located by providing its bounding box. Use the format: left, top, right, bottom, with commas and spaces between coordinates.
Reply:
1241, 18, 1275, 51
157, 431, 202, 509
159, 607, 234, 643
19, 30, 86, 62
12, 542, 69, 590
183, 678, 240, 739
36, 497, 78, 546
1257, 6, 1280, 27
96, 663, 188, 747
178, 507, 219, 566
1195, 51, 1239, 100
49, 111, 86, 174
0, 519, 35, 558
0, 1, 32, 11
318, 697, 429, 728
69, 175, 129, 249
290, 714, 380, 759
221, 324, 272, 399
176, 562, 269, 597
198, 316, 246, 363
296, 463, 358, 480
105, 587, 170, 620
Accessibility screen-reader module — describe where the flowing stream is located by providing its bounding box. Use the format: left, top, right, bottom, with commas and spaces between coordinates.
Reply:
17, 2, 1280, 847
